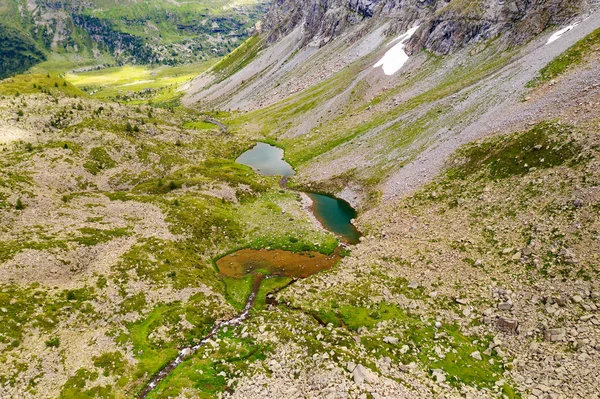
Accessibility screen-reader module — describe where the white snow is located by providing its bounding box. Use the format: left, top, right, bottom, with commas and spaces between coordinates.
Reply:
547, 24, 577, 44
373, 26, 420, 76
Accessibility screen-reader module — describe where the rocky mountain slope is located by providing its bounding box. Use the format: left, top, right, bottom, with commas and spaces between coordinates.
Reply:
263, 0, 590, 52
185, 0, 600, 208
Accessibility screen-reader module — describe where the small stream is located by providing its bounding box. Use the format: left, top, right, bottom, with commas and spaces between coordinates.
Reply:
139, 142, 360, 397
138, 276, 263, 399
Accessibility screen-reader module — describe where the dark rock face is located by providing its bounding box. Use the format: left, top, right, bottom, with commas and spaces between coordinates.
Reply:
497, 316, 519, 334
263, 0, 593, 53
407, 0, 589, 54
263, 0, 379, 46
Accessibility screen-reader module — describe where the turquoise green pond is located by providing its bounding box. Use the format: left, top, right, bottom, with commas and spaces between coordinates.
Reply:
235, 143, 362, 244
307, 193, 361, 244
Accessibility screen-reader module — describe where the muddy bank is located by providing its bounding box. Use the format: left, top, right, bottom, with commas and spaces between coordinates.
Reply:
217, 247, 341, 279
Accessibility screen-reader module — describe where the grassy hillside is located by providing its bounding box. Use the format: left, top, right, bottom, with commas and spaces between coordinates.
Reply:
0, 0, 268, 78
0, 25, 46, 79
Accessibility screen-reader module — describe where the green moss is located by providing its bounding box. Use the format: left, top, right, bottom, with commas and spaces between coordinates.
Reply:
126, 307, 179, 376
447, 121, 583, 181
115, 238, 221, 289
314, 301, 512, 391
0, 239, 68, 263
254, 276, 292, 309
59, 368, 111, 399
183, 120, 220, 130
93, 351, 127, 377
0, 284, 96, 349
222, 275, 254, 310
45, 336, 60, 348
146, 330, 268, 399
117, 292, 224, 395
75, 227, 131, 246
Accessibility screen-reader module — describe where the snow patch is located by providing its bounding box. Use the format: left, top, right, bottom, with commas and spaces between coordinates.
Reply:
546, 24, 577, 44
373, 26, 420, 76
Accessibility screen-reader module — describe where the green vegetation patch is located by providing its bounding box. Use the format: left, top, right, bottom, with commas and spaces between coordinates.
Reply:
0, 24, 46, 79
0, 74, 85, 97
0, 284, 96, 349
67, 61, 216, 105
84, 147, 117, 175
116, 291, 228, 395
0, 239, 68, 263
210, 35, 264, 82
447, 121, 583, 180
133, 159, 264, 194
222, 275, 255, 309
528, 26, 600, 87
59, 368, 114, 399
147, 329, 268, 399
75, 227, 131, 246
316, 301, 512, 391
183, 120, 220, 130
115, 238, 212, 288
221, 275, 292, 310
93, 351, 128, 377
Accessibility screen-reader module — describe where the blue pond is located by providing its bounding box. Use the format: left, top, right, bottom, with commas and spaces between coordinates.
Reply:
306, 193, 361, 244
236, 143, 361, 244
235, 142, 295, 177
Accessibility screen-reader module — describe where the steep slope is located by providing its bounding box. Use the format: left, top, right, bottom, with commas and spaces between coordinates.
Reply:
0, 1, 46, 79
0, 24, 46, 79
185, 1, 600, 208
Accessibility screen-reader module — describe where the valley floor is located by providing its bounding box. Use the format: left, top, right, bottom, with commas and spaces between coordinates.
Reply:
1, 12, 600, 399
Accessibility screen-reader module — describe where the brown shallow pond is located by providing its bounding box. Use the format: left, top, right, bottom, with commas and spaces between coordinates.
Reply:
216, 248, 341, 279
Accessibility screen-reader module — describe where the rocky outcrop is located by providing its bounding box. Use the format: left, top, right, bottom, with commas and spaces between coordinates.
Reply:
407, 0, 591, 54
262, 0, 596, 53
